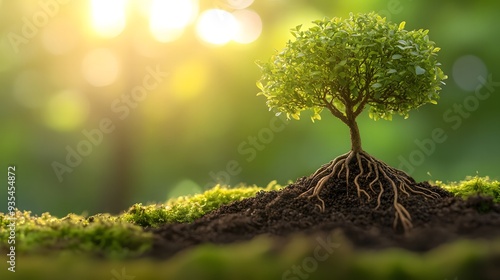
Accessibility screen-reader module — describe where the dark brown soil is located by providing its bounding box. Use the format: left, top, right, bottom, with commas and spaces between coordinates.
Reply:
149, 160, 500, 258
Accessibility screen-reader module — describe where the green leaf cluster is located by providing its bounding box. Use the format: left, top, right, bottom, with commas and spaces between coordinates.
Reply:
257, 12, 447, 123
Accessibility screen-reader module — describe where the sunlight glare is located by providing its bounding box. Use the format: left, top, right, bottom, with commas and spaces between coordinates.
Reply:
196, 9, 238, 45
90, 0, 127, 38
149, 0, 199, 42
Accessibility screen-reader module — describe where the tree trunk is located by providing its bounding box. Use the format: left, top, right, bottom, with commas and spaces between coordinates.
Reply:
348, 119, 362, 153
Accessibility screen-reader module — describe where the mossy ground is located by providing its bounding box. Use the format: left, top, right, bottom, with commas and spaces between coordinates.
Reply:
1, 177, 499, 279
436, 176, 500, 203
0, 181, 283, 258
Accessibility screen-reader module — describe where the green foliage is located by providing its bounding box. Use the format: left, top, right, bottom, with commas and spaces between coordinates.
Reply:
435, 176, 500, 203
123, 181, 283, 227
0, 210, 152, 258
257, 12, 447, 122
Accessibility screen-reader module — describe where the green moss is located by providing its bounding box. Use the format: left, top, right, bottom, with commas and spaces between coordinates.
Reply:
1, 177, 498, 266
123, 181, 283, 227
0, 210, 152, 258
435, 176, 500, 203
0, 182, 282, 257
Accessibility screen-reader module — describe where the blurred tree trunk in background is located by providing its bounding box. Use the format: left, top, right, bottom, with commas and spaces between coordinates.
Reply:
98, 27, 140, 214
100, 120, 134, 213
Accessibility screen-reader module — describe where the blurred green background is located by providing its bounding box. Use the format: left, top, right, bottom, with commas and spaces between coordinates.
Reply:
1, 0, 499, 216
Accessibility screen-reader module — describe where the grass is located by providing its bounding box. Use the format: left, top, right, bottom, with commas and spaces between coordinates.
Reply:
0, 177, 499, 279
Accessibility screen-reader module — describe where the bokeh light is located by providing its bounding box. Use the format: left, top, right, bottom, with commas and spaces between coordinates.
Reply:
149, 0, 199, 42
226, 0, 254, 10
168, 179, 202, 199
232, 9, 262, 44
42, 90, 90, 131
452, 55, 488, 91
81, 48, 121, 87
196, 9, 238, 45
90, 0, 127, 38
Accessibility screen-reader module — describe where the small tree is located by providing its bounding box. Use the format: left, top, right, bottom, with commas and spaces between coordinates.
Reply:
257, 12, 447, 232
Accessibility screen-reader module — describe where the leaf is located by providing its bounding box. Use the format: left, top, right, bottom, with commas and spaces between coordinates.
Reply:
391, 54, 402, 60
398, 21, 406, 31
415, 65, 426, 75
291, 113, 300, 120
310, 113, 321, 122
256, 81, 264, 90
371, 83, 382, 89
387, 69, 397, 74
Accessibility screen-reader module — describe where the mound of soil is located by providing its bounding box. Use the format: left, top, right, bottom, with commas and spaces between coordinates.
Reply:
149, 160, 500, 258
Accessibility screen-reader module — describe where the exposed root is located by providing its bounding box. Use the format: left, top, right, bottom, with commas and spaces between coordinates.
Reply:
298, 150, 441, 233
298, 152, 349, 212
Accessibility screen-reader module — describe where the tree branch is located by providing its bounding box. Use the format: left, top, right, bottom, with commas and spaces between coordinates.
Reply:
323, 98, 348, 124
354, 65, 373, 117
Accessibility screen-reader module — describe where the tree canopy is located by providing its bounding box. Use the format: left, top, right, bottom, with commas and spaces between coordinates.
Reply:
257, 12, 448, 123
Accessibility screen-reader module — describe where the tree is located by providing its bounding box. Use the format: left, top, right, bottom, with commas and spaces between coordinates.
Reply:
256, 12, 447, 232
